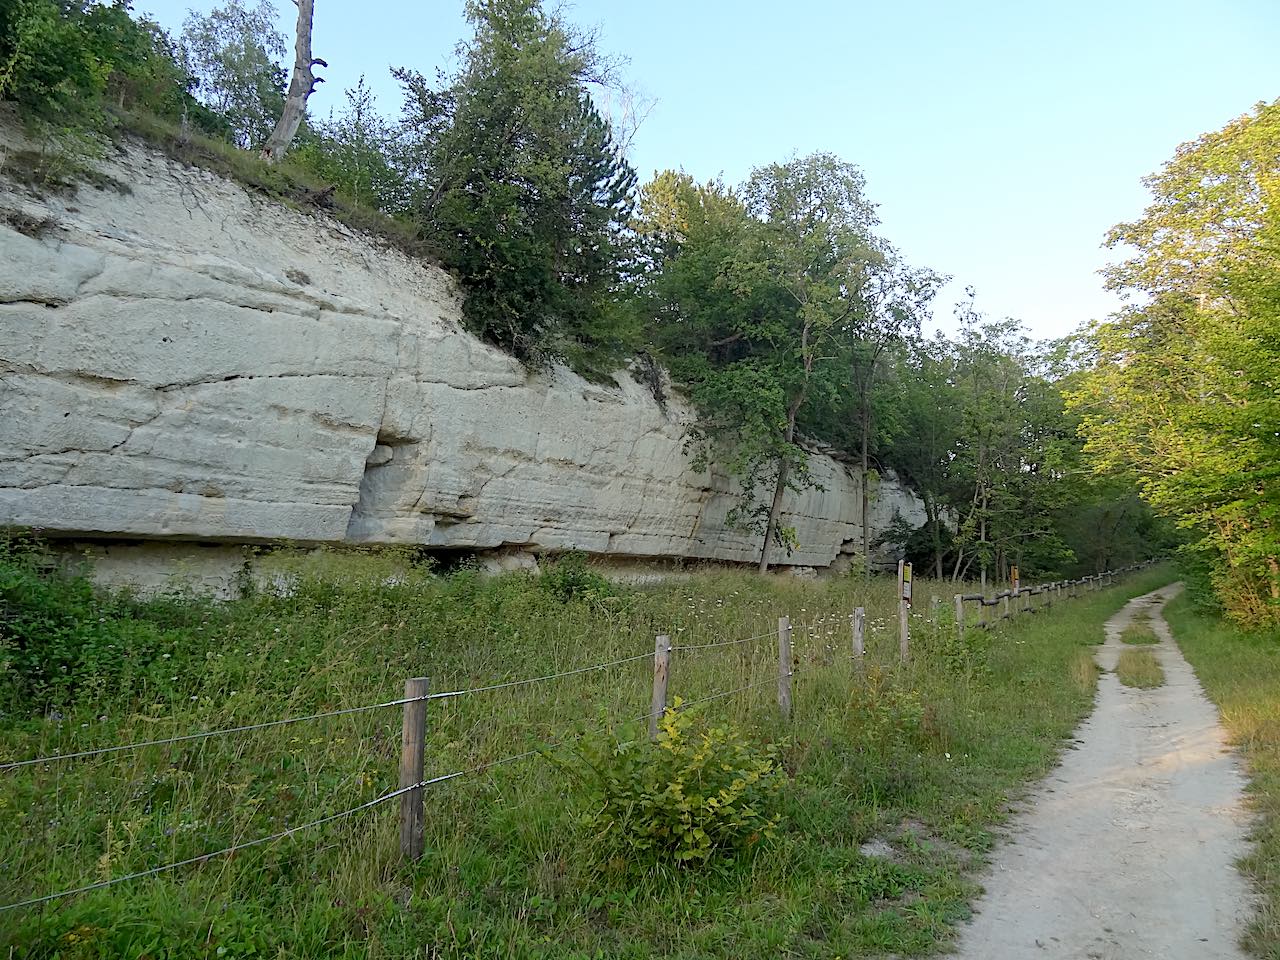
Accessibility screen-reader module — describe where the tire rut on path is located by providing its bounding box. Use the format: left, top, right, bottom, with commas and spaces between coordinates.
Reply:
951, 583, 1255, 960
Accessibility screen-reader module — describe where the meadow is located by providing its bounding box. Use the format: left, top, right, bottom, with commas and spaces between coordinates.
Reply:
0, 542, 1172, 958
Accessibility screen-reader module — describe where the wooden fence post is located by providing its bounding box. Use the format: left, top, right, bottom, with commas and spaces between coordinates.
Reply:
649, 634, 671, 740
954, 594, 965, 642
851, 607, 865, 671
777, 616, 793, 719
399, 676, 429, 861
1001, 592, 1010, 621
898, 561, 911, 662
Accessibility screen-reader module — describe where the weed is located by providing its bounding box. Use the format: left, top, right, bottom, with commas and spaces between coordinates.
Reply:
538, 551, 614, 603
1070, 648, 1100, 693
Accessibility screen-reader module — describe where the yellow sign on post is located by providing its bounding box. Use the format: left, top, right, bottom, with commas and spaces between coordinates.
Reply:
1010, 565, 1020, 593
901, 562, 913, 605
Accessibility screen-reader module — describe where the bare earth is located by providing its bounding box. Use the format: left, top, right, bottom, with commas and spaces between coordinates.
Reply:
952, 583, 1255, 960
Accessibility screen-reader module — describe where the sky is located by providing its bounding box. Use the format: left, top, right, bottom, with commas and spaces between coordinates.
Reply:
138, 0, 1279, 340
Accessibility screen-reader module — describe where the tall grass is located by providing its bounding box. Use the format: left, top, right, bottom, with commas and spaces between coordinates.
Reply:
1165, 593, 1280, 958
0, 547, 1173, 958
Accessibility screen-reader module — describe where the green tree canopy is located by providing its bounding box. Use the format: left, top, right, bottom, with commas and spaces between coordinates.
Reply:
396, 0, 637, 363
1072, 99, 1280, 625
179, 0, 287, 150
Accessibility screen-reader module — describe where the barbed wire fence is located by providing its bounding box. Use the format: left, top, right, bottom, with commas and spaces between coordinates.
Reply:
0, 560, 1158, 913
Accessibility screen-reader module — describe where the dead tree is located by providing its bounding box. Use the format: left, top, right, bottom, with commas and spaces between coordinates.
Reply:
262, 0, 325, 163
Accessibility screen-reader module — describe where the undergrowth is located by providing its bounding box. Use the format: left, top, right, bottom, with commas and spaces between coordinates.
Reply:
0, 541, 1173, 958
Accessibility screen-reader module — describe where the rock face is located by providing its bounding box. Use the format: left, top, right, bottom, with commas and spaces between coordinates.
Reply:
0, 133, 925, 579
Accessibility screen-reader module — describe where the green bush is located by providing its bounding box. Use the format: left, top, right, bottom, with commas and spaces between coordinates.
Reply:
0, 1, 198, 130
539, 551, 614, 603
565, 706, 783, 865
0, 538, 202, 710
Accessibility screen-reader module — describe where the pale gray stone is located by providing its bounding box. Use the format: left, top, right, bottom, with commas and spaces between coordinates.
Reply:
0, 130, 926, 571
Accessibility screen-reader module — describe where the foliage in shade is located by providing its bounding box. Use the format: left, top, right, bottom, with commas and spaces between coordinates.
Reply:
0, 0, 211, 132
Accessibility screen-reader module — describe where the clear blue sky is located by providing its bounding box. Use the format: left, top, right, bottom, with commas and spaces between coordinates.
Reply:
140, 0, 1278, 339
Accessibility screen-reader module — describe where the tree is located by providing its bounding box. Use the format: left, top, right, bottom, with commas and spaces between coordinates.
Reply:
0, 0, 195, 129
261, 0, 324, 162
179, 0, 286, 149
742, 154, 888, 571
396, 0, 636, 363
1072, 99, 1280, 626
292, 77, 410, 213
842, 259, 941, 572
641, 156, 895, 572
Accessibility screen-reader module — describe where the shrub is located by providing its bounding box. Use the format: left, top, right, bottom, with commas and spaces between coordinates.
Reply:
0, 538, 197, 710
539, 552, 614, 603
564, 706, 784, 865
0, 1, 196, 130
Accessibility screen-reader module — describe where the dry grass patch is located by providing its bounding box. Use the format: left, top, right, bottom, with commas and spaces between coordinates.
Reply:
1116, 648, 1165, 689
1071, 648, 1101, 693
1120, 622, 1160, 645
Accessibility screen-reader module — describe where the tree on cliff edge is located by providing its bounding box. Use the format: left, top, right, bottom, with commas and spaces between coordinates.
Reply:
640, 156, 892, 572
396, 0, 637, 364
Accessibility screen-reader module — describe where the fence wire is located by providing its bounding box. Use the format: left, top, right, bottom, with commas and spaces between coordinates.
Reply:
1, 695, 427, 772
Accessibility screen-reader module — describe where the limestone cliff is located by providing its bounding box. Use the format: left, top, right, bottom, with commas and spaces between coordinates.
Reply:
0, 133, 925, 578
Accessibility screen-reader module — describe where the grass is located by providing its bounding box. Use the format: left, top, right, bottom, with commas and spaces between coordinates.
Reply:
1115, 648, 1165, 688
1165, 592, 1280, 958
0, 546, 1174, 959
1120, 622, 1161, 645
2, 108, 434, 269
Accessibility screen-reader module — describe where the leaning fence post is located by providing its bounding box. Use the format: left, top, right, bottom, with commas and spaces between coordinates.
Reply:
954, 594, 965, 642
777, 616, 793, 719
399, 676, 430, 861
649, 634, 671, 740
851, 607, 865, 670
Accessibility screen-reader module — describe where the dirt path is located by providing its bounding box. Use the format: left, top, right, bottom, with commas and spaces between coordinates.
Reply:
951, 583, 1255, 959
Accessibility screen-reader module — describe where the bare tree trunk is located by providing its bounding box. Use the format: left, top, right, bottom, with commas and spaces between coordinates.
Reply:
859, 400, 871, 577
760, 382, 807, 574
759, 457, 792, 574
262, 0, 325, 163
